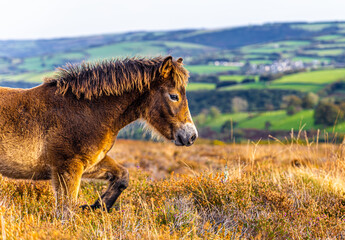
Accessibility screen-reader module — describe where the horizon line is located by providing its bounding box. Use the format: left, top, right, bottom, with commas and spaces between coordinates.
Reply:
1, 19, 345, 42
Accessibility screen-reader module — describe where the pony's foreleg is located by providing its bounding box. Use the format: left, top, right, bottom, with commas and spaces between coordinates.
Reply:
81, 155, 129, 211
51, 160, 84, 219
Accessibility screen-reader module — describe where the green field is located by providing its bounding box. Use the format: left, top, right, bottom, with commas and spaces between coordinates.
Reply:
219, 75, 258, 82
335, 37, 345, 42
330, 121, 345, 133
162, 41, 215, 50
218, 69, 345, 92
236, 110, 317, 131
17, 53, 87, 73
87, 41, 213, 61
12, 40, 214, 73
248, 59, 272, 64
199, 108, 345, 134
314, 43, 345, 49
240, 41, 309, 55
291, 23, 333, 31
186, 65, 241, 74
186, 82, 216, 91
196, 112, 250, 131
242, 47, 292, 54
199, 110, 324, 132
291, 56, 330, 63
234, 33, 345, 64
238, 110, 290, 130
0, 71, 53, 83
10, 40, 215, 73
314, 35, 343, 41
242, 54, 267, 59
269, 110, 317, 131
18, 57, 47, 72
220, 82, 323, 92
274, 69, 345, 84
273, 40, 311, 46
3, 40, 216, 74
268, 83, 324, 92
86, 42, 166, 60
303, 49, 344, 56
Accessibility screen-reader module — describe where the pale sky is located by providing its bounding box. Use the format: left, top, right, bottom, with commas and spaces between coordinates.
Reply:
0, 0, 344, 40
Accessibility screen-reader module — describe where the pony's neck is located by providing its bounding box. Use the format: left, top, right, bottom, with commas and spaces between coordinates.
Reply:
107, 89, 150, 133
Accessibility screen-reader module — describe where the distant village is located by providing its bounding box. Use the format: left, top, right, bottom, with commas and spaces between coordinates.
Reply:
211, 59, 335, 75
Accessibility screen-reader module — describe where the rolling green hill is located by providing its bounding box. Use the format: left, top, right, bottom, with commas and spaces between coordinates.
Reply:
2, 21, 345, 140
1, 21, 345, 75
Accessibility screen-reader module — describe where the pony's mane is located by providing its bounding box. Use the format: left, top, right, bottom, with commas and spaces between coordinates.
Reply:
44, 56, 189, 100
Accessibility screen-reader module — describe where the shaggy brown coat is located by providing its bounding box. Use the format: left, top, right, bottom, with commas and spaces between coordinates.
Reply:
0, 56, 196, 217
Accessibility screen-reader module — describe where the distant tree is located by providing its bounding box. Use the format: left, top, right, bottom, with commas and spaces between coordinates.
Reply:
314, 102, 343, 126
265, 103, 275, 111
189, 74, 219, 83
195, 113, 207, 125
241, 78, 255, 84
216, 81, 237, 89
271, 52, 283, 60
287, 105, 299, 116
204, 75, 219, 83
259, 73, 283, 82
232, 97, 248, 112
285, 95, 302, 107
283, 95, 302, 115
264, 121, 272, 130
339, 101, 345, 114
195, 109, 209, 125
302, 92, 319, 109
221, 120, 237, 133
338, 101, 345, 122
241, 61, 251, 74
209, 106, 221, 119
187, 89, 304, 115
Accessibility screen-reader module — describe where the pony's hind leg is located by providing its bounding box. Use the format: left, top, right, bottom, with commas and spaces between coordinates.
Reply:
51, 160, 84, 219
81, 155, 129, 211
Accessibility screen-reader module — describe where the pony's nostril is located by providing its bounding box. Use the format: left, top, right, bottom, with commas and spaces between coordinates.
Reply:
189, 134, 197, 143
191, 134, 196, 141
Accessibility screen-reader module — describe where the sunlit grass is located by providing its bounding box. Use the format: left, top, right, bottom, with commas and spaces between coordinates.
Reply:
1, 139, 345, 239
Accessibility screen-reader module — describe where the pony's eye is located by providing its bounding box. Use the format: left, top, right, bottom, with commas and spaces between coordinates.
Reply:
169, 94, 179, 102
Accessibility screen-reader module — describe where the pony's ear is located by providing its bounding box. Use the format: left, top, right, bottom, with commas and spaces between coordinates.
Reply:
160, 56, 173, 78
177, 57, 183, 64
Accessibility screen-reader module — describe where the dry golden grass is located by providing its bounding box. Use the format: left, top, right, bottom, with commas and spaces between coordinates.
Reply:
1, 139, 345, 239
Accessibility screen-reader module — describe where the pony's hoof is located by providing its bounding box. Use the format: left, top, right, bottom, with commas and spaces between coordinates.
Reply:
80, 203, 111, 212
80, 204, 97, 211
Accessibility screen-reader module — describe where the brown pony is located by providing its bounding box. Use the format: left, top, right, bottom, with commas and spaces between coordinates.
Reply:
0, 56, 197, 216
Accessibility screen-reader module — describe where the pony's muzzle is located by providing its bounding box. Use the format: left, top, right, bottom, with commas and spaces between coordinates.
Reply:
174, 123, 198, 147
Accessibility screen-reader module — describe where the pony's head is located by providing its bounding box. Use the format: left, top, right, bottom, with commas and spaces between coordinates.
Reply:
144, 56, 198, 146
